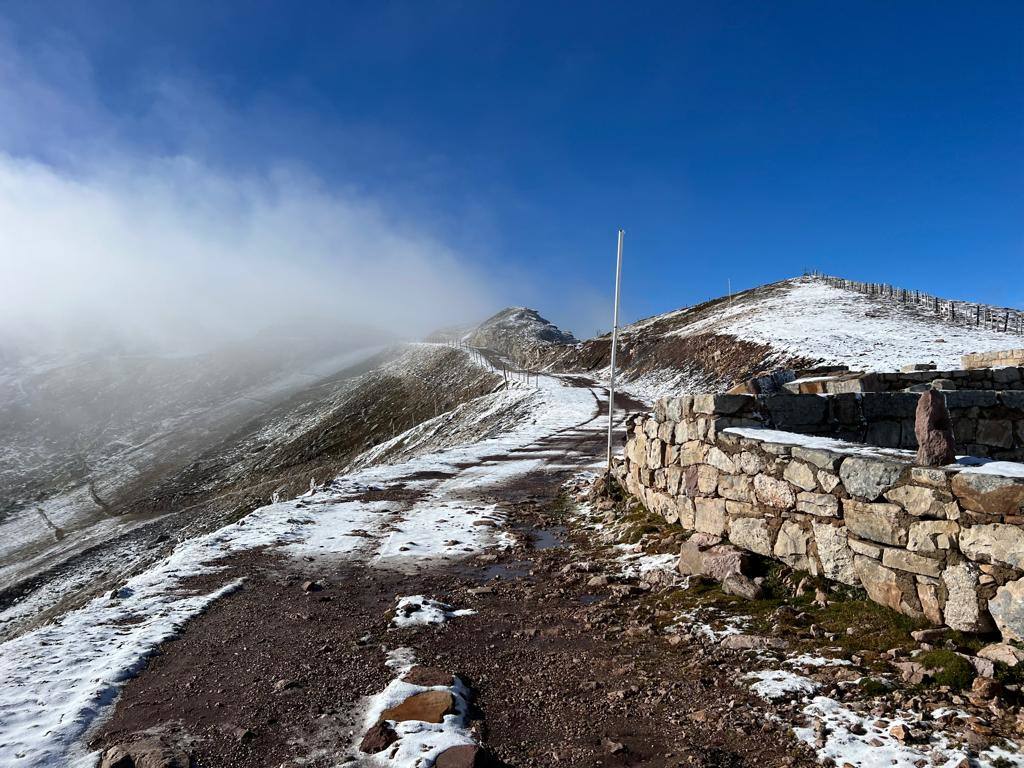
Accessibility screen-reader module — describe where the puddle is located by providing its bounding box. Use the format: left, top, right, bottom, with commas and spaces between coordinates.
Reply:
529, 526, 567, 550
578, 594, 604, 605
476, 561, 533, 581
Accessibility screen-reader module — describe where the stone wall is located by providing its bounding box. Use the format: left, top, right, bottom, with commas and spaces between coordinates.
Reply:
684, 390, 1024, 462
963, 350, 1024, 370
614, 393, 1024, 639
777, 366, 1024, 395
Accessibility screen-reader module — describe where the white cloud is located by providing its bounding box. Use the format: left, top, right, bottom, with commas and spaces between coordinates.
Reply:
0, 153, 497, 354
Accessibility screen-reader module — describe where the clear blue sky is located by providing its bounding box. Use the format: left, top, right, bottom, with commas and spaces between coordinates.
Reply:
1, 1, 1021, 336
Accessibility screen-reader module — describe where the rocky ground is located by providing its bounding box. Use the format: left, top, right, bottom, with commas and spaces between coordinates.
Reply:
88, 452, 1023, 768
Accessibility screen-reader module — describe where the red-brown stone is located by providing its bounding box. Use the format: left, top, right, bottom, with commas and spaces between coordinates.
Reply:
915, 389, 956, 466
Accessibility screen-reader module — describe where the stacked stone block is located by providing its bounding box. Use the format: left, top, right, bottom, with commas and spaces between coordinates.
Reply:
615, 393, 1024, 639
671, 390, 1024, 461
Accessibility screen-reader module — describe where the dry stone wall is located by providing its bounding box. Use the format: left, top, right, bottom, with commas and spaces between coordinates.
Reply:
613, 393, 1024, 640
679, 390, 1024, 462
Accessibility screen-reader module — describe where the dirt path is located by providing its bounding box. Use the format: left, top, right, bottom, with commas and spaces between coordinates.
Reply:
88, 376, 813, 768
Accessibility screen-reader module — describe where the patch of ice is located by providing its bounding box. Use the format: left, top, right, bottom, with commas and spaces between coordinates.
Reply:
746, 669, 818, 700
786, 654, 853, 668
391, 596, 475, 628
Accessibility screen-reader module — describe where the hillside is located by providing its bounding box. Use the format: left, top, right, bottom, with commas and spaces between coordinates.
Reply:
542, 276, 1024, 401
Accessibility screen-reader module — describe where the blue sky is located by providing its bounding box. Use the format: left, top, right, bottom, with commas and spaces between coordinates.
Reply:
1, 2, 1022, 338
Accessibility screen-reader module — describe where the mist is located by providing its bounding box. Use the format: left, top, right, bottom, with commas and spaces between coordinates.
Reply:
0, 152, 500, 359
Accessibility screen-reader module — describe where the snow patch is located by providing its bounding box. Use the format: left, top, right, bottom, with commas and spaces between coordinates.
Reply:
746, 670, 818, 700
391, 596, 475, 628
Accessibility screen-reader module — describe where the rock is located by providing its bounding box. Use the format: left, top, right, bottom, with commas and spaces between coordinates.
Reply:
435, 745, 485, 768
893, 661, 929, 685
728, 517, 775, 557
853, 556, 921, 617
784, 460, 818, 492
884, 485, 958, 519
914, 390, 956, 466
840, 457, 905, 500
602, 739, 627, 755
812, 521, 858, 586
689, 532, 723, 549
906, 520, 959, 553
942, 562, 991, 633
977, 643, 1024, 667
969, 677, 1002, 702
694, 497, 727, 536
677, 541, 704, 576
359, 722, 399, 753
754, 474, 796, 508
843, 500, 909, 546
301, 580, 323, 593
881, 548, 943, 578
705, 447, 737, 473
989, 577, 1024, 642
403, 666, 455, 686
701, 545, 748, 582
587, 575, 610, 588
100, 739, 190, 768
722, 573, 764, 600
950, 472, 1024, 516
380, 690, 456, 723
720, 634, 787, 650
916, 580, 945, 625
773, 521, 818, 574
273, 678, 301, 692
100, 748, 135, 768
796, 492, 840, 517
959, 524, 1024, 569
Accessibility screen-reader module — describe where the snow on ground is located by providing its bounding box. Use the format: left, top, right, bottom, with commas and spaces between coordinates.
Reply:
784, 654, 852, 668
724, 427, 1024, 477
359, 648, 477, 767
794, 696, 1024, 768
0, 374, 599, 768
669, 278, 1020, 371
391, 596, 475, 628
745, 670, 818, 701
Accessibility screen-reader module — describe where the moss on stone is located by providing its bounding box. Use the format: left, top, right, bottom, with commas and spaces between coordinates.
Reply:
916, 650, 976, 690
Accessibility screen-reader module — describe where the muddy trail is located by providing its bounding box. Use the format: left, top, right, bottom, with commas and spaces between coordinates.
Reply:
86, 373, 813, 768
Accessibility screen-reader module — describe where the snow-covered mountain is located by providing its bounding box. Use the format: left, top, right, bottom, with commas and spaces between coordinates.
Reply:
544, 276, 1024, 401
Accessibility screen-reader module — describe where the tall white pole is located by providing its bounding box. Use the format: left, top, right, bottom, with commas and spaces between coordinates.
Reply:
606, 229, 624, 474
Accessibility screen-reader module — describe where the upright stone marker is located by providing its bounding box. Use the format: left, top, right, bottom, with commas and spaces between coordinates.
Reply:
915, 389, 956, 466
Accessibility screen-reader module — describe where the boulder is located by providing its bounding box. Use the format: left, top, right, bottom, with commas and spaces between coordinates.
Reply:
959, 524, 1024, 569
722, 574, 764, 600
717, 474, 753, 502
989, 577, 1024, 642
435, 745, 485, 768
701, 545, 749, 582
380, 690, 455, 724
360, 722, 399, 753
914, 390, 956, 466
977, 643, 1024, 667
840, 457, 905, 500
99, 740, 189, 768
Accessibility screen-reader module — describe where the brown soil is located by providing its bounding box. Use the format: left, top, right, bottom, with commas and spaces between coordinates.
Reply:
91, 415, 815, 768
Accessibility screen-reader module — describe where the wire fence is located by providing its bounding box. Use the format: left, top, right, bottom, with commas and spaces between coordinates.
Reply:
807, 271, 1024, 337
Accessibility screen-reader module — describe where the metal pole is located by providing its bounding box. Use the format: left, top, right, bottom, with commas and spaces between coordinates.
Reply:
606, 229, 624, 474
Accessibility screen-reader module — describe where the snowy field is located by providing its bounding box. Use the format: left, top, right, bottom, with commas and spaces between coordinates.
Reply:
671, 278, 1021, 371
0, 376, 600, 767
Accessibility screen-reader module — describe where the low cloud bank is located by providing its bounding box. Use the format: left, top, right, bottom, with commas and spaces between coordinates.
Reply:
0, 153, 496, 357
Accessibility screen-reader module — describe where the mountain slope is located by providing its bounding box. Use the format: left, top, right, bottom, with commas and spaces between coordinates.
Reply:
542, 276, 1024, 401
